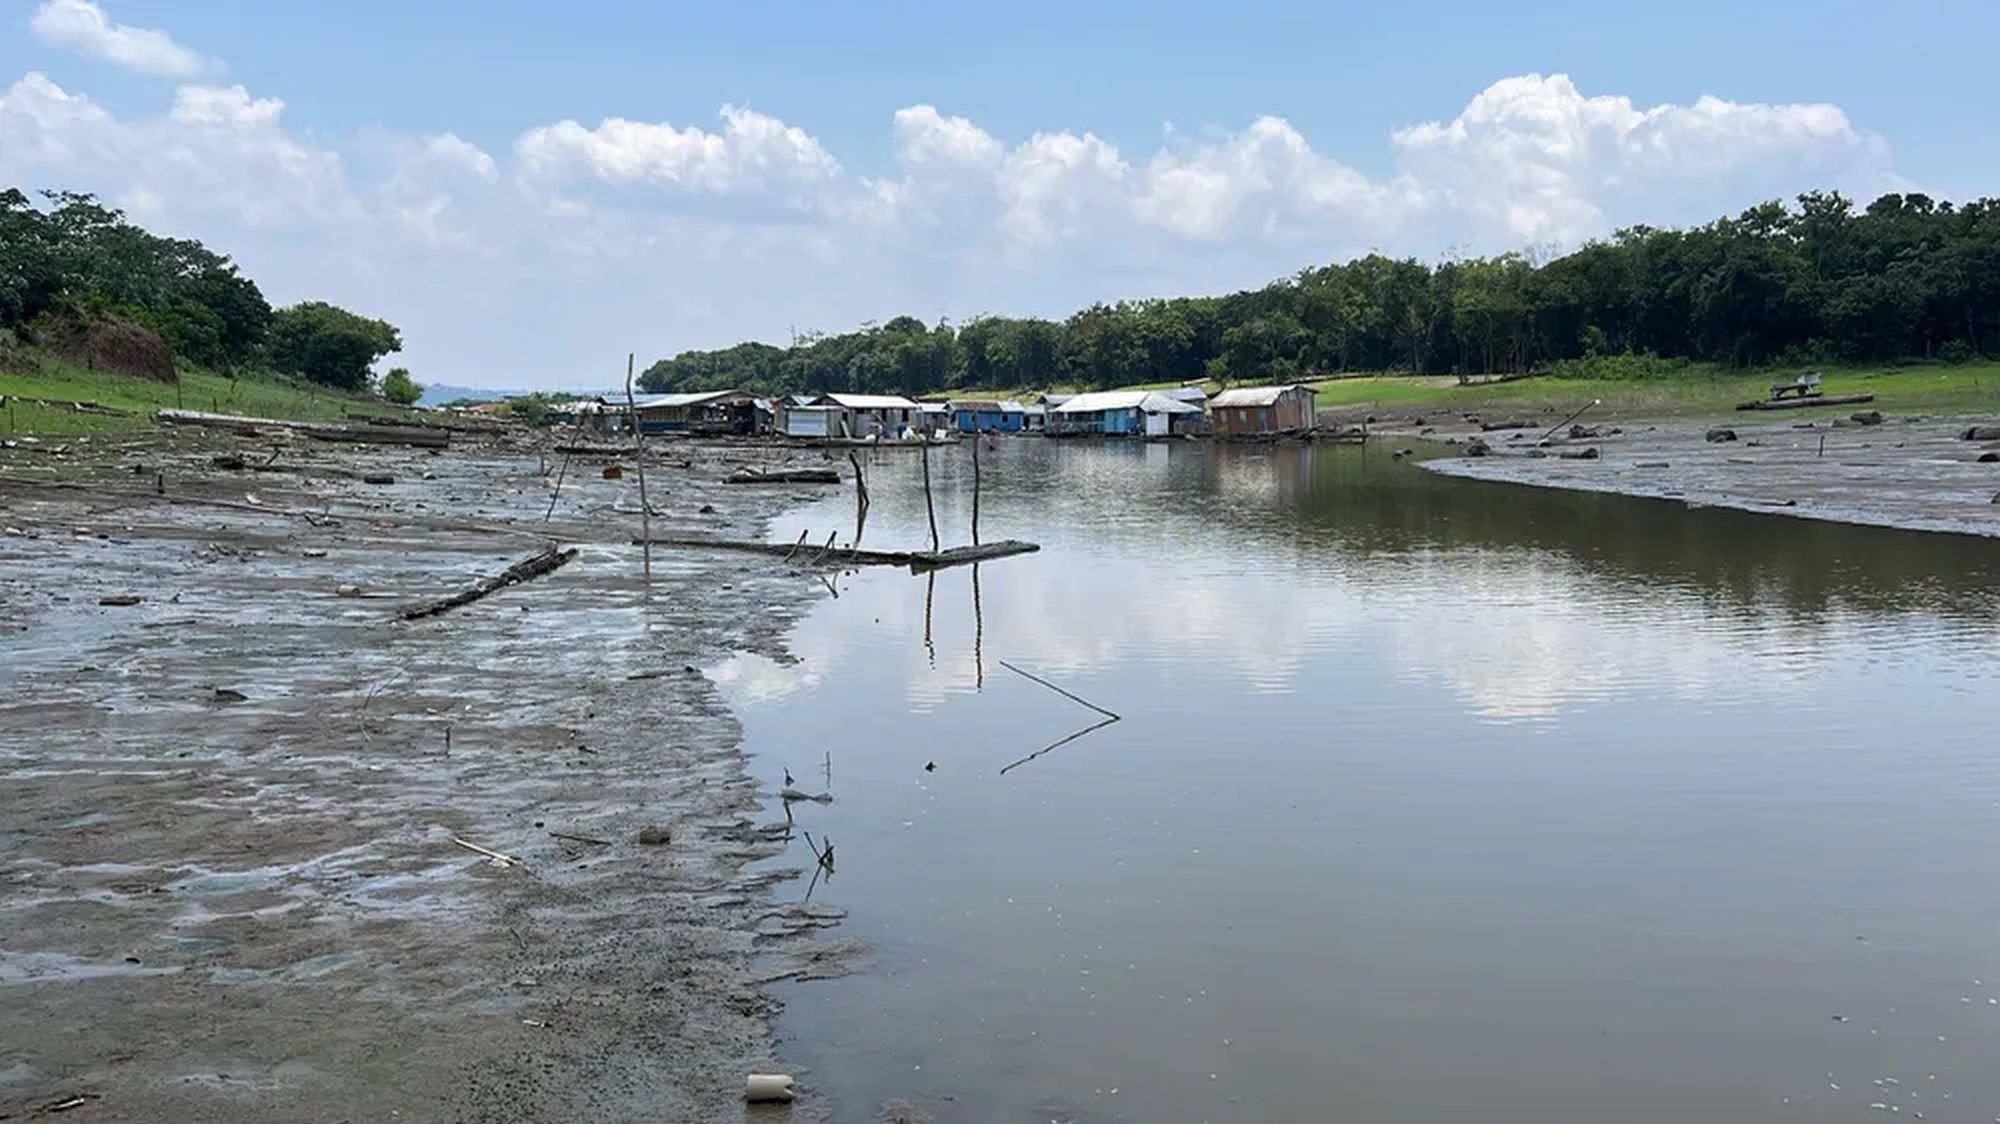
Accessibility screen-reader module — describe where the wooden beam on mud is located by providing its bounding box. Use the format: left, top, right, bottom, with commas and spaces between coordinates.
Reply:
1735, 393, 1876, 412
635, 535, 1039, 573
156, 408, 450, 449
399, 546, 579, 620
725, 468, 842, 485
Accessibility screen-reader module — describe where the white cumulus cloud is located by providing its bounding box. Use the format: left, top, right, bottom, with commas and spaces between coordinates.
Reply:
29, 0, 210, 78
1390, 73, 1894, 244
0, 63, 1907, 389
515, 104, 840, 199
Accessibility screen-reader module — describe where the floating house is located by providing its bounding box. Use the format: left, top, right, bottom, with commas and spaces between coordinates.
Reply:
1163, 386, 1210, 411
628, 390, 763, 436
1209, 385, 1317, 436
781, 404, 843, 439
950, 399, 1030, 433
792, 393, 924, 439
1047, 390, 1203, 438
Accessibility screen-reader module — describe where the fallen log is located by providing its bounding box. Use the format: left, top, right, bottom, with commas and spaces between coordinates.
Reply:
726, 467, 842, 485
637, 535, 1039, 573
1735, 393, 1875, 412
156, 408, 449, 449
399, 546, 578, 620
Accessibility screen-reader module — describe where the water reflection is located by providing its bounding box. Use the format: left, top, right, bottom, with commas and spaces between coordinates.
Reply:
717, 440, 2000, 1124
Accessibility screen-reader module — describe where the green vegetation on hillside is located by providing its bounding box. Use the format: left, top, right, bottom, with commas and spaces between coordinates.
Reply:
1, 349, 424, 437
2, 188, 410, 395
642, 190, 2000, 397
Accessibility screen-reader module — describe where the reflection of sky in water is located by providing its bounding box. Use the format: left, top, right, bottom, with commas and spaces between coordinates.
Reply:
714, 441, 2000, 1124
720, 441, 1997, 722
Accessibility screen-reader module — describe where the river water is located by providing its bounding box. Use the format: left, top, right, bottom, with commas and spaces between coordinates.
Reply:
714, 439, 2000, 1124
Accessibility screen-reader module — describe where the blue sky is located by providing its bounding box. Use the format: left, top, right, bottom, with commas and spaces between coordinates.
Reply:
3, 0, 1994, 387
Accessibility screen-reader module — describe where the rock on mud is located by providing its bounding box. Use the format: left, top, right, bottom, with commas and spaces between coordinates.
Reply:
1705, 428, 1737, 443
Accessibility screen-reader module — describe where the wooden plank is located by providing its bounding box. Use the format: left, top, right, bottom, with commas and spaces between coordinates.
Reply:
906, 540, 1040, 571
637, 536, 1039, 572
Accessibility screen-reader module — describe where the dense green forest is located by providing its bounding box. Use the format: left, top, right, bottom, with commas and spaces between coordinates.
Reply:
1, 188, 408, 395
641, 191, 2000, 396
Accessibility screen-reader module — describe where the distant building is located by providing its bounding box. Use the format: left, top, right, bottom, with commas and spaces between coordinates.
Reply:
781, 404, 842, 439
1209, 385, 1317, 436
1047, 390, 1203, 437
795, 393, 924, 439
629, 390, 763, 436
1162, 386, 1210, 410
950, 399, 1029, 433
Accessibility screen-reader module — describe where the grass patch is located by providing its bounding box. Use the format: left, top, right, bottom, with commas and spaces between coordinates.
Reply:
1, 349, 422, 437
1306, 364, 2000, 420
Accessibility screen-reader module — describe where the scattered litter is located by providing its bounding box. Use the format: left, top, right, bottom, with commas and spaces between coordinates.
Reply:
335, 584, 363, 598
451, 837, 520, 868
211, 688, 248, 703
745, 1074, 795, 1103
98, 595, 142, 606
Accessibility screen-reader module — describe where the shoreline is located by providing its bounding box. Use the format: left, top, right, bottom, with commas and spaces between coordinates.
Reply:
0, 430, 848, 1121
1409, 414, 2000, 540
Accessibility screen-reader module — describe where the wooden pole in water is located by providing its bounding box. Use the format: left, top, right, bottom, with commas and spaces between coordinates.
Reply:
920, 438, 940, 553
848, 451, 869, 547
624, 352, 651, 583
543, 444, 573, 522
923, 571, 936, 668
972, 561, 984, 690
970, 434, 981, 546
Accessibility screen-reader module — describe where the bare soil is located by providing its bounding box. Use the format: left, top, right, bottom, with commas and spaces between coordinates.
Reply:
1404, 412, 2000, 538
0, 427, 857, 1122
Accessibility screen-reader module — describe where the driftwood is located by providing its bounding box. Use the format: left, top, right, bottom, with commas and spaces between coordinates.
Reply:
400, 546, 578, 620
638, 535, 1038, 573
727, 467, 841, 485
157, 408, 448, 449
1735, 392, 1875, 412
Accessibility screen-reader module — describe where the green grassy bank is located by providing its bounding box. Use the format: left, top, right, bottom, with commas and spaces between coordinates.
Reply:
1305, 364, 2000, 421
1, 351, 422, 437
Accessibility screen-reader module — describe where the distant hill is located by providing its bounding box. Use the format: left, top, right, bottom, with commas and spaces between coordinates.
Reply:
418, 383, 528, 406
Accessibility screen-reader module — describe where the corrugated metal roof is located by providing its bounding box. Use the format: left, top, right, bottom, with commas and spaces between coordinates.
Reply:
1211, 385, 1310, 408
1050, 390, 1200, 415
1164, 386, 1209, 403
820, 393, 921, 409
632, 390, 749, 409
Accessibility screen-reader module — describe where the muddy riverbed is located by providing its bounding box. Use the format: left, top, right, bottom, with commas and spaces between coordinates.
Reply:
1406, 412, 2000, 538
0, 428, 854, 1122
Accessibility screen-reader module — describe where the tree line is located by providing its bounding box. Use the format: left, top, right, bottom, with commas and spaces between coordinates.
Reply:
1, 189, 419, 402
642, 190, 2000, 396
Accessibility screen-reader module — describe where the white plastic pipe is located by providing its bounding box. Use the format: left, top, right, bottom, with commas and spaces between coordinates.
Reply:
745, 1074, 796, 1103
